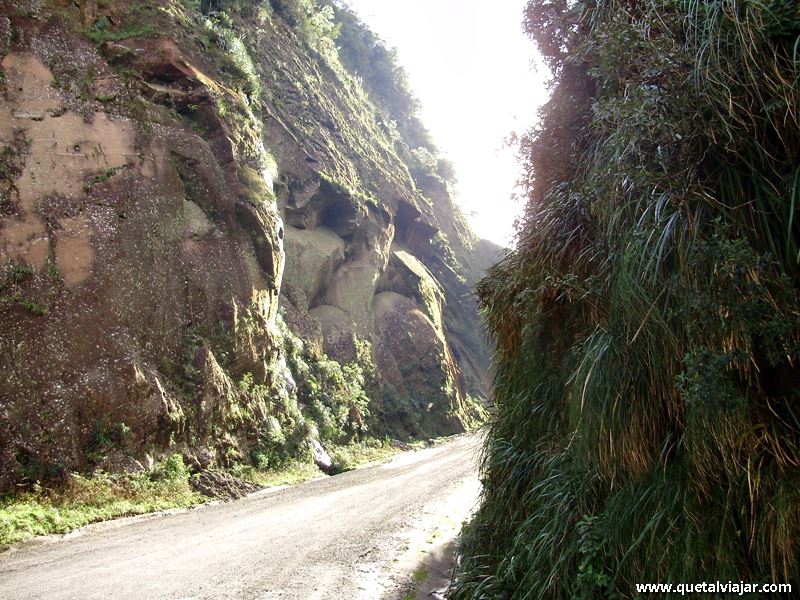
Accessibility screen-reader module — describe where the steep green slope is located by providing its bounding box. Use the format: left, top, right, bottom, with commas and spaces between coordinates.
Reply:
453, 1, 800, 598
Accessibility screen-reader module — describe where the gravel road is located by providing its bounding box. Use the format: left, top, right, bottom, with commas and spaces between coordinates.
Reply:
0, 436, 480, 600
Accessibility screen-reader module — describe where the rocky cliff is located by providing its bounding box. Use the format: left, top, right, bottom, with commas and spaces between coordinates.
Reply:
0, 0, 498, 491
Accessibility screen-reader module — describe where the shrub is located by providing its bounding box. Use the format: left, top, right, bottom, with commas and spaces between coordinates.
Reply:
278, 316, 373, 443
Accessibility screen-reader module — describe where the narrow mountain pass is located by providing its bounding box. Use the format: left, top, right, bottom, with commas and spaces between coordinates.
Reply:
0, 436, 480, 600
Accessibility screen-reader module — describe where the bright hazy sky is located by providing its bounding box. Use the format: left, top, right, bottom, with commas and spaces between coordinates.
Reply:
343, 0, 550, 247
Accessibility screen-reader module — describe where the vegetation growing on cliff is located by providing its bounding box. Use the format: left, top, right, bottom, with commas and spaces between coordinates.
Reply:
327, 1, 437, 155
0, 0, 495, 547
453, 0, 800, 597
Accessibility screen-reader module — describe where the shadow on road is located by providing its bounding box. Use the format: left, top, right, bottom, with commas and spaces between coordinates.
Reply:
392, 538, 458, 600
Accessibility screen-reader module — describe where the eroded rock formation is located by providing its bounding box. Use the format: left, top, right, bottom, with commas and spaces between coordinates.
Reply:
0, 0, 499, 490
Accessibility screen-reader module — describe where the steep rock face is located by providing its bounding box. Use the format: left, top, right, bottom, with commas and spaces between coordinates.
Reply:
0, 3, 285, 488
371, 247, 467, 435
0, 0, 495, 488
413, 175, 504, 399
239, 4, 494, 433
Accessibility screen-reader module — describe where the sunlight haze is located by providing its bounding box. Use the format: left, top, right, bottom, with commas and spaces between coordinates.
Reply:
343, 0, 550, 247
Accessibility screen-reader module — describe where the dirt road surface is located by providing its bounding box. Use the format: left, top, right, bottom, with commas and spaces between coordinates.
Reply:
0, 436, 481, 600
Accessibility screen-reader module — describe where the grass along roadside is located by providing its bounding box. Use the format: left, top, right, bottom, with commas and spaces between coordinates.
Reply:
401, 566, 430, 600
0, 454, 202, 547
229, 438, 403, 488
0, 436, 449, 548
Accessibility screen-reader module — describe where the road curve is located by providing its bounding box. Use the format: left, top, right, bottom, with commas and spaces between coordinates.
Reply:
0, 436, 480, 600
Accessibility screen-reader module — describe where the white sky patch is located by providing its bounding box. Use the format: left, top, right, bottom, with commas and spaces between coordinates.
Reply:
343, 0, 550, 247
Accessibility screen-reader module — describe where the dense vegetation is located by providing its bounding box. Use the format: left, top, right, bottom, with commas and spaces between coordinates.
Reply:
326, 1, 437, 154
453, 0, 800, 597
197, 0, 454, 181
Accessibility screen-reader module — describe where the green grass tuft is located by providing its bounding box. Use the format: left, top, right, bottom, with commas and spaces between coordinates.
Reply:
0, 455, 203, 546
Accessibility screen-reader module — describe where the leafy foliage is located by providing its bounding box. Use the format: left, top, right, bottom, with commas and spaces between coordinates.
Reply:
279, 317, 373, 443
201, 11, 263, 102
269, 0, 341, 58
86, 17, 155, 43
329, 1, 436, 152
452, 1, 800, 598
